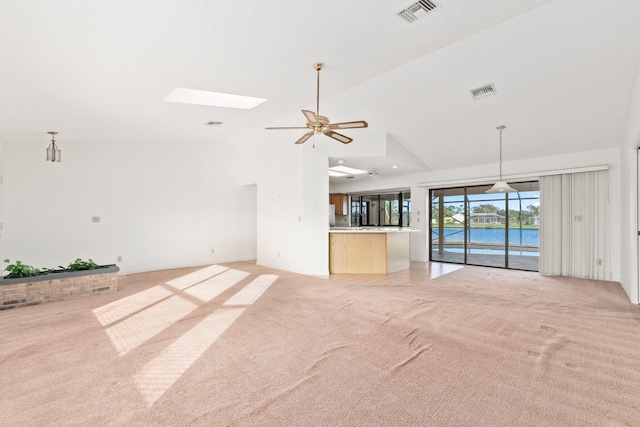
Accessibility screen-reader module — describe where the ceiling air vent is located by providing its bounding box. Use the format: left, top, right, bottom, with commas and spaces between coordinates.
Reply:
397, 0, 439, 23
470, 83, 497, 100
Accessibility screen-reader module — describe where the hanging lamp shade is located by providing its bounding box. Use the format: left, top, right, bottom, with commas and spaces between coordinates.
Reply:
486, 180, 516, 193
486, 125, 516, 193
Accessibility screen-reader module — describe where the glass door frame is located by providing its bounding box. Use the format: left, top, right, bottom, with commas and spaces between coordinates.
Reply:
429, 182, 539, 272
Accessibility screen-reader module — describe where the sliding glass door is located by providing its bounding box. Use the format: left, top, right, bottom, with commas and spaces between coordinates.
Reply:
466, 185, 507, 268
507, 183, 540, 270
430, 187, 466, 264
430, 182, 539, 271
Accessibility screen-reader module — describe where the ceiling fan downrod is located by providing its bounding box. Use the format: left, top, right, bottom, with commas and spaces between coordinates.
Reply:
314, 63, 323, 117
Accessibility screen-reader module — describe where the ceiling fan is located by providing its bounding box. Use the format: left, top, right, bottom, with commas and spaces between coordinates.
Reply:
266, 63, 368, 146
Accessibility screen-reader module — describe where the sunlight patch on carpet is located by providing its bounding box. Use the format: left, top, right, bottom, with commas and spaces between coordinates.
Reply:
91, 265, 279, 406
134, 308, 245, 406
105, 295, 198, 356
183, 269, 250, 302
166, 264, 229, 290
92, 286, 172, 326
224, 274, 278, 306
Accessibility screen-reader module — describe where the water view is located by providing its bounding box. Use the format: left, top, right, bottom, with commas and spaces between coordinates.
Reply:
430, 182, 540, 271
434, 227, 539, 246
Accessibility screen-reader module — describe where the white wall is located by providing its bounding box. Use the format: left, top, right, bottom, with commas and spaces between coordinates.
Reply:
0, 139, 257, 275
2, 129, 627, 290
0, 142, 4, 264
331, 147, 622, 282
619, 62, 640, 303
239, 127, 330, 276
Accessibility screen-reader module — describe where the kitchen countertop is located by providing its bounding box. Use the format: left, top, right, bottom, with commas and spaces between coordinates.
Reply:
329, 227, 417, 233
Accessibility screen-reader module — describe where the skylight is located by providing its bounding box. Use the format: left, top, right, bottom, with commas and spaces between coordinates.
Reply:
164, 88, 267, 109
329, 166, 368, 175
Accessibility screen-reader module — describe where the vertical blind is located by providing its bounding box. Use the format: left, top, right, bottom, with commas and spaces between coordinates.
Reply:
539, 170, 609, 280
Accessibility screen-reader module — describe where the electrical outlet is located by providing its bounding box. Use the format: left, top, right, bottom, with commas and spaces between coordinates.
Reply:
92, 216, 100, 223
211, 249, 215, 254
117, 256, 122, 262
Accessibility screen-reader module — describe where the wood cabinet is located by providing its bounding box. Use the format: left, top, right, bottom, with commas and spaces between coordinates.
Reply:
329, 230, 411, 274
329, 193, 348, 215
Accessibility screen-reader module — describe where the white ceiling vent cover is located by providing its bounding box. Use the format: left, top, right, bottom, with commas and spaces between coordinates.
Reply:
470, 83, 497, 100
397, 0, 439, 23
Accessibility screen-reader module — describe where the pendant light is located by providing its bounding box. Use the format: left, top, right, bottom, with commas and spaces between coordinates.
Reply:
485, 125, 516, 193
46, 131, 61, 162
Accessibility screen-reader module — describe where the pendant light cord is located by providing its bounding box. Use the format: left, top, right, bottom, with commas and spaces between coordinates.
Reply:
497, 125, 506, 180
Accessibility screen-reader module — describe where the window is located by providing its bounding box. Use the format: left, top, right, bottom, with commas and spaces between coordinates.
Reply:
430, 182, 539, 271
350, 191, 411, 227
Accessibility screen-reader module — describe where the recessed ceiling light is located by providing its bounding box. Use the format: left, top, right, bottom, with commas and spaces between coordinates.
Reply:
392, 165, 399, 169
329, 165, 368, 175
206, 121, 223, 126
337, 159, 345, 164
164, 88, 267, 109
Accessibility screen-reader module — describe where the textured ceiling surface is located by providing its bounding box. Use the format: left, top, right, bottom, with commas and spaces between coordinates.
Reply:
1, 0, 639, 174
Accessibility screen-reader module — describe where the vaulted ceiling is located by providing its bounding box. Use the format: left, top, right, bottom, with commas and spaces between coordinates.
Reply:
2, 0, 639, 176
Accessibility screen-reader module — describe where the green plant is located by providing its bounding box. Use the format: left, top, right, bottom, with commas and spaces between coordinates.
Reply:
3, 259, 42, 279
66, 258, 100, 271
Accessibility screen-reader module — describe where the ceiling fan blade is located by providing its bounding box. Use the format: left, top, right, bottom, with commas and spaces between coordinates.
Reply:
302, 110, 318, 124
265, 126, 308, 130
323, 130, 352, 144
295, 131, 314, 145
328, 120, 368, 130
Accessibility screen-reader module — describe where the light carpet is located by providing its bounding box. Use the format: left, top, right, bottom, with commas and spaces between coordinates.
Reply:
1, 261, 639, 426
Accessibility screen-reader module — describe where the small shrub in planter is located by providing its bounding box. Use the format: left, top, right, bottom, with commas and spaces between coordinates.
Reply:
3, 258, 104, 279
66, 258, 101, 271
3, 259, 45, 278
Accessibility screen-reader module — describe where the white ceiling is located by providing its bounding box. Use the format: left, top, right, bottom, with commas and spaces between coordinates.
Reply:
2, 0, 640, 177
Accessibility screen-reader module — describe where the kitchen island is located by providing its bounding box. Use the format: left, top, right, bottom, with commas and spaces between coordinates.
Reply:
329, 228, 413, 274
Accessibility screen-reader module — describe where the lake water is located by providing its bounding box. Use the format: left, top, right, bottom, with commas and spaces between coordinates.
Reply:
435, 227, 539, 246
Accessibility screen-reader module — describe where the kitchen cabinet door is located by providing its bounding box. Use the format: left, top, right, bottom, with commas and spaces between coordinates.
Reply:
331, 193, 348, 215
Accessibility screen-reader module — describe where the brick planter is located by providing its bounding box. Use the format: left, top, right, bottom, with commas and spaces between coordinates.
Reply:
0, 265, 119, 310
